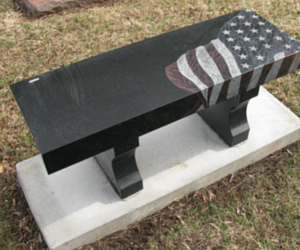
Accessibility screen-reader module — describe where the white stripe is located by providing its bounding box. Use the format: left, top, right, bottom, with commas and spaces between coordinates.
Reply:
197, 105, 205, 112
265, 52, 285, 83
211, 39, 241, 77
209, 82, 224, 106
227, 76, 242, 99
247, 66, 264, 91
177, 54, 208, 100
288, 52, 300, 73
195, 46, 224, 84
201, 88, 209, 103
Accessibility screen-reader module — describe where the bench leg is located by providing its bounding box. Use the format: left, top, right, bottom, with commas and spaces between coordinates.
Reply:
94, 138, 143, 200
198, 87, 260, 147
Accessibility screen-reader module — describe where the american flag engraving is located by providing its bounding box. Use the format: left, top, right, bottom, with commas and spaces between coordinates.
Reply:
165, 9, 300, 111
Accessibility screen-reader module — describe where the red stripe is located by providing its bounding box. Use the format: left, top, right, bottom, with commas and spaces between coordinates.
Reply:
239, 71, 254, 94
256, 61, 274, 87
276, 52, 296, 78
165, 61, 200, 93
165, 62, 208, 113
204, 42, 232, 81
185, 49, 214, 87
216, 80, 231, 103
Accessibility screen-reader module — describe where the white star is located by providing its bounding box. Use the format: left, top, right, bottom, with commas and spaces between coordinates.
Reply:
258, 36, 266, 41
243, 36, 251, 42
237, 15, 245, 19
230, 22, 237, 27
227, 37, 235, 42
275, 36, 283, 41
249, 46, 257, 51
263, 43, 272, 49
279, 29, 284, 33
252, 14, 259, 19
284, 44, 292, 49
242, 63, 250, 69
250, 28, 258, 33
258, 21, 265, 26
289, 36, 296, 41
236, 29, 244, 34
244, 21, 251, 26
233, 45, 241, 51
223, 30, 230, 35
245, 9, 252, 12
239, 54, 248, 59
256, 55, 265, 61
265, 28, 272, 33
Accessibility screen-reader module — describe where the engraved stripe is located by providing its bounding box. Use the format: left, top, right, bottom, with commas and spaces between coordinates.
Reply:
166, 61, 200, 93
288, 52, 300, 73
217, 80, 231, 103
239, 71, 254, 93
197, 105, 205, 112
227, 76, 242, 99
247, 66, 264, 91
277, 53, 296, 78
195, 46, 224, 84
211, 39, 241, 77
177, 54, 208, 100
204, 42, 232, 81
265, 52, 285, 83
209, 82, 224, 106
186, 49, 214, 87
210, 39, 241, 99
256, 61, 274, 86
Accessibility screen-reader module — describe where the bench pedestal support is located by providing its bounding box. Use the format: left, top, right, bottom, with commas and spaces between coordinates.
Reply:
94, 138, 143, 199
95, 88, 260, 199
198, 87, 260, 147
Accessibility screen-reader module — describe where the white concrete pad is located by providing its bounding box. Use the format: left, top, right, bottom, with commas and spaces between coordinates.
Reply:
17, 87, 300, 250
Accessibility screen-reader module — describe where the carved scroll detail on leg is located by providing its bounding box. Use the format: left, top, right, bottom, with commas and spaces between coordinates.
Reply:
94, 138, 143, 199
198, 87, 260, 147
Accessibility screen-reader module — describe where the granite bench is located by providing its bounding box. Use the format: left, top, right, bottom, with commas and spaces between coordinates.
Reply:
10, 9, 300, 199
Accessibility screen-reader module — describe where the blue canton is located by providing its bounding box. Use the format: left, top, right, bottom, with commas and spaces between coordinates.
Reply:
218, 9, 300, 73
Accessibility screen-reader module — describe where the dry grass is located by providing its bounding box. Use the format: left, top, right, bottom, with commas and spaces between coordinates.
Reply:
0, 0, 300, 249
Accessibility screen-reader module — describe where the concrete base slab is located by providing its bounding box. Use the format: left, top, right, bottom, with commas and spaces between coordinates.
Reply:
17, 87, 300, 250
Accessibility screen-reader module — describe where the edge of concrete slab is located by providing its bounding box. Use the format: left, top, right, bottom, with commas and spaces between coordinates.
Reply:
16, 87, 300, 250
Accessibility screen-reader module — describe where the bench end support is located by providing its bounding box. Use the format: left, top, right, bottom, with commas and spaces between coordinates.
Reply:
198, 87, 260, 147
94, 138, 143, 199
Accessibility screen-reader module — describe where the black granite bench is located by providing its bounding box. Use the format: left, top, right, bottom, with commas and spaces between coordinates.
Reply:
11, 9, 300, 199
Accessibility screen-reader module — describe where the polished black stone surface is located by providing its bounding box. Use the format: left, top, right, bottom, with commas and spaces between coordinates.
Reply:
10, 12, 238, 173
